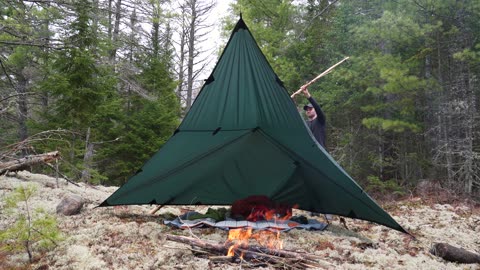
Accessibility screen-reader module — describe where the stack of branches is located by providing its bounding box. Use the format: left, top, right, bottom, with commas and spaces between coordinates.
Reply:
165, 234, 334, 269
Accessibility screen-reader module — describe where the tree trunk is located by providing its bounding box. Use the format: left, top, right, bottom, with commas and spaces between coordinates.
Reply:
81, 127, 94, 183
186, 0, 197, 111
110, 0, 122, 61
16, 75, 29, 144
177, 8, 187, 108
108, 0, 113, 40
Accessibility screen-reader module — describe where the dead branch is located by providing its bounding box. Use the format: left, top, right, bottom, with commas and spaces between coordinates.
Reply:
166, 234, 226, 252
44, 162, 80, 187
0, 92, 39, 103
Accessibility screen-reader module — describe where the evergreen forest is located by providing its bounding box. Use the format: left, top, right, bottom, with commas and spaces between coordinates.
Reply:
1, 0, 479, 200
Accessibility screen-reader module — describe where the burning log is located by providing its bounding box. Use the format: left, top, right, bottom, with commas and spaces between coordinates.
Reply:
165, 234, 334, 269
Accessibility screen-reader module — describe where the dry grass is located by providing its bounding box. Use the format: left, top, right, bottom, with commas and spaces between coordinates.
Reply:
1, 171, 479, 269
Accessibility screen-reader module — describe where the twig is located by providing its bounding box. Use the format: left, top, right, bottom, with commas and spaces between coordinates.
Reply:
44, 162, 80, 187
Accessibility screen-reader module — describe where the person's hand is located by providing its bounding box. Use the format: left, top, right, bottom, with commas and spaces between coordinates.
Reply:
301, 85, 311, 98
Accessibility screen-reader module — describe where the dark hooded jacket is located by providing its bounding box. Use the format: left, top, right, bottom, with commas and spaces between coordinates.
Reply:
305, 96, 326, 148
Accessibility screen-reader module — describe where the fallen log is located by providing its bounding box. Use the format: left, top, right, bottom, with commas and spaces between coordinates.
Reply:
430, 242, 480, 264
165, 234, 333, 269
0, 151, 60, 175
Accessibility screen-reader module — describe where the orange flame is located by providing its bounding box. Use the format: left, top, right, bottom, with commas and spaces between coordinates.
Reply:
226, 228, 252, 257
251, 230, 283, 249
246, 204, 296, 222
226, 200, 299, 257
226, 228, 284, 257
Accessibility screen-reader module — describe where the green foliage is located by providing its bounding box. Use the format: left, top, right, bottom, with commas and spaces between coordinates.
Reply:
362, 117, 421, 133
92, 54, 179, 185
365, 175, 406, 197
22, 0, 181, 185
0, 185, 63, 262
232, 0, 301, 91
454, 43, 480, 64
97, 99, 179, 185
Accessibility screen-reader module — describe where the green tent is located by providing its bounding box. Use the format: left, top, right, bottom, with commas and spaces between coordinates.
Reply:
100, 17, 407, 234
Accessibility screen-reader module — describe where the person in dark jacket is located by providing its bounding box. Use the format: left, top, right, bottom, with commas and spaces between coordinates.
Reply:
300, 85, 326, 148
297, 85, 332, 221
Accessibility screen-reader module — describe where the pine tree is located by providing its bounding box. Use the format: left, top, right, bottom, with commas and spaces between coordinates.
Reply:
34, 0, 119, 181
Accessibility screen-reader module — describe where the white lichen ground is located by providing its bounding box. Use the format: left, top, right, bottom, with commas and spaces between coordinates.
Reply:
1, 171, 479, 270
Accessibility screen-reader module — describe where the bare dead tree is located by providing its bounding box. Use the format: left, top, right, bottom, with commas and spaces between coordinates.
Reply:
428, 4, 480, 196
176, 4, 188, 103
81, 127, 120, 183
173, 0, 216, 113
110, 0, 123, 62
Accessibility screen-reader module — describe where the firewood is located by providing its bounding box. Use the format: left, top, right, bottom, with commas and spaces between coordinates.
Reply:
165, 234, 227, 253
235, 247, 328, 269
430, 242, 480, 264
165, 234, 333, 269
247, 245, 324, 261
0, 151, 60, 175
208, 255, 236, 263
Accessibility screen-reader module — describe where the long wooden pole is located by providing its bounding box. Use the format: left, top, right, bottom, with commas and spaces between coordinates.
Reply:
290, 56, 349, 98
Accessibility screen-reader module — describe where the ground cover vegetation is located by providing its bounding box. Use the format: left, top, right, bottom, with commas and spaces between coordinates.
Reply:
0, 172, 479, 269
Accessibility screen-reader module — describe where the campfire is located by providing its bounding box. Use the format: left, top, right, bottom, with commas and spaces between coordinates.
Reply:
226, 196, 292, 257
226, 228, 283, 257
165, 195, 333, 268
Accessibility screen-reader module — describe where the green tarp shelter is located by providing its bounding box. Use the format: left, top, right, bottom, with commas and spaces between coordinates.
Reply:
100, 17, 407, 234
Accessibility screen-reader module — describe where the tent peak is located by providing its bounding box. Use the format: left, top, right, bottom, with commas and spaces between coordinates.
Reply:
233, 16, 248, 33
